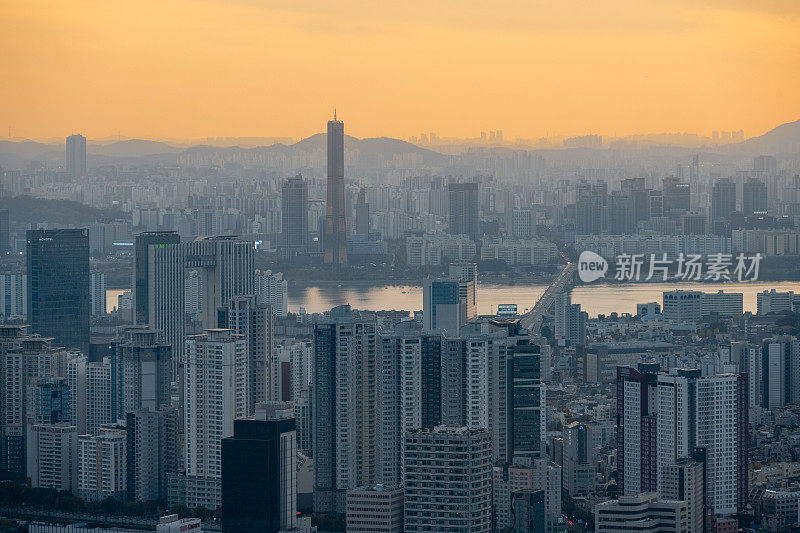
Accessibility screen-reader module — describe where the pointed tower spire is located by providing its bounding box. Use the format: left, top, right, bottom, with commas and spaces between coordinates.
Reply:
334, 108, 337, 121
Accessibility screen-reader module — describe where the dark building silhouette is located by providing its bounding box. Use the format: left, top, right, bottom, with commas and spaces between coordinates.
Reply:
743, 178, 768, 216
324, 114, 347, 264
711, 178, 737, 232
26, 228, 90, 353
281, 174, 309, 258
221, 404, 296, 533
0, 209, 9, 253
616, 363, 660, 496
134, 231, 181, 326
66, 134, 87, 177
355, 187, 369, 237
448, 182, 480, 240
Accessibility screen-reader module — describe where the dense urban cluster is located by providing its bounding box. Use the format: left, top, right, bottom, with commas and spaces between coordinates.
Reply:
1, 116, 800, 533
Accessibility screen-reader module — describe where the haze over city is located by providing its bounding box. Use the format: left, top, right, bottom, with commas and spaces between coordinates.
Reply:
2, 0, 800, 140
3, 2, 800, 533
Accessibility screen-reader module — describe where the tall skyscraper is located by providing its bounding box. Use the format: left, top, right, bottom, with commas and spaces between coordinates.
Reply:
66, 134, 87, 177
376, 333, 443, 486
3, 337, 68, 473
134, 231, 183, 377
26, 228, 90, 354
554, 292, 586, 346
90, 271, 106, 317
126, 408, 177, 503
184, 236, 254, 329
184, 329, 248, 510
743, 177, 768, 215
760, 335, 800, 410
403, 426, 492, 533
657, 370, 748, 517
616, 363, 660, 496
218, 296, 273, 410
355, 187, 370, 237
281, 174, 309, 258
0, 208, 9, 253
221, 402, 297, 533
324, 114, 347, 264
313, 305, 376, 513
118, 327, 172, 413
448, 182, 480, 241
508, 342, 545, 462
711, 177, 737, 231
563, 422, 594, 497
254, 269, 288, 317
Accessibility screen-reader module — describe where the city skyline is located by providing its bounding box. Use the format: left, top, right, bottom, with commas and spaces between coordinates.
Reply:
2, 1, 800, 140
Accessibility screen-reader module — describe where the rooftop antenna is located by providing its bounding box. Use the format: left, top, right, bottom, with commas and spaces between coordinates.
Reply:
334, 109, 337, 121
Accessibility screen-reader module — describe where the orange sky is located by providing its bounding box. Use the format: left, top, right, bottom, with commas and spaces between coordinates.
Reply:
1, 0, 799, 141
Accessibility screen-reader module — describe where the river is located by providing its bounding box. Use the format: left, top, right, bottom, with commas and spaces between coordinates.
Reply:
107, 280, 800, 318
286, 281, 800, 317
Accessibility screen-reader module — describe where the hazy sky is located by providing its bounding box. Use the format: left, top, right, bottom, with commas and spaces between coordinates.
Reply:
2, 0, 799, 141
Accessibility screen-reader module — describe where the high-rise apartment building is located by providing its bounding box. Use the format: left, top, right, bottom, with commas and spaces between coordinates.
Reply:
77, 426, 127, 502
659, 456, 705, 533
255, 269, 288, 317
218, 296, 272, 410
90, 271, 106, 316
563, 422, 595, 497
281, 174, 309, 258
324, 115, 347, 264
554, 292, 586, 346
184, 329, 248, 510
403, 426, 492, 533
657, 370, 748, 516
0, 273, 27, 318
26, 423, 78, 491
448, 182, 480, 241
221, 402, 297, 533
26, 228, 90, 353
616, 363, 660, 496
86, 357, 114, 435
761, 335, 800, 410
376, 333, 443, 486
126, 407, 177, 503
508, 342, 546, 462
313, 305, 377, 513
3, 336, 68, 474
118, 327, 172, 413
66, 134, 87, 177
134, 231, 183, 377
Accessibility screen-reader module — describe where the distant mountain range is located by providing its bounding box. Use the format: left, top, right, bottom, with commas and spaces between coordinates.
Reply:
723, 118, 800, 155
0, 119, 798, 169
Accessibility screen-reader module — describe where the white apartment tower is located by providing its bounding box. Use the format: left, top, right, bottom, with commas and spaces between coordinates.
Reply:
184, 329, 248, 510
255, 269, 288, 317
90, 271, 106, 316
77, 426, 127, 502
26, 423, 78, 491
657, 370, 748, 517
